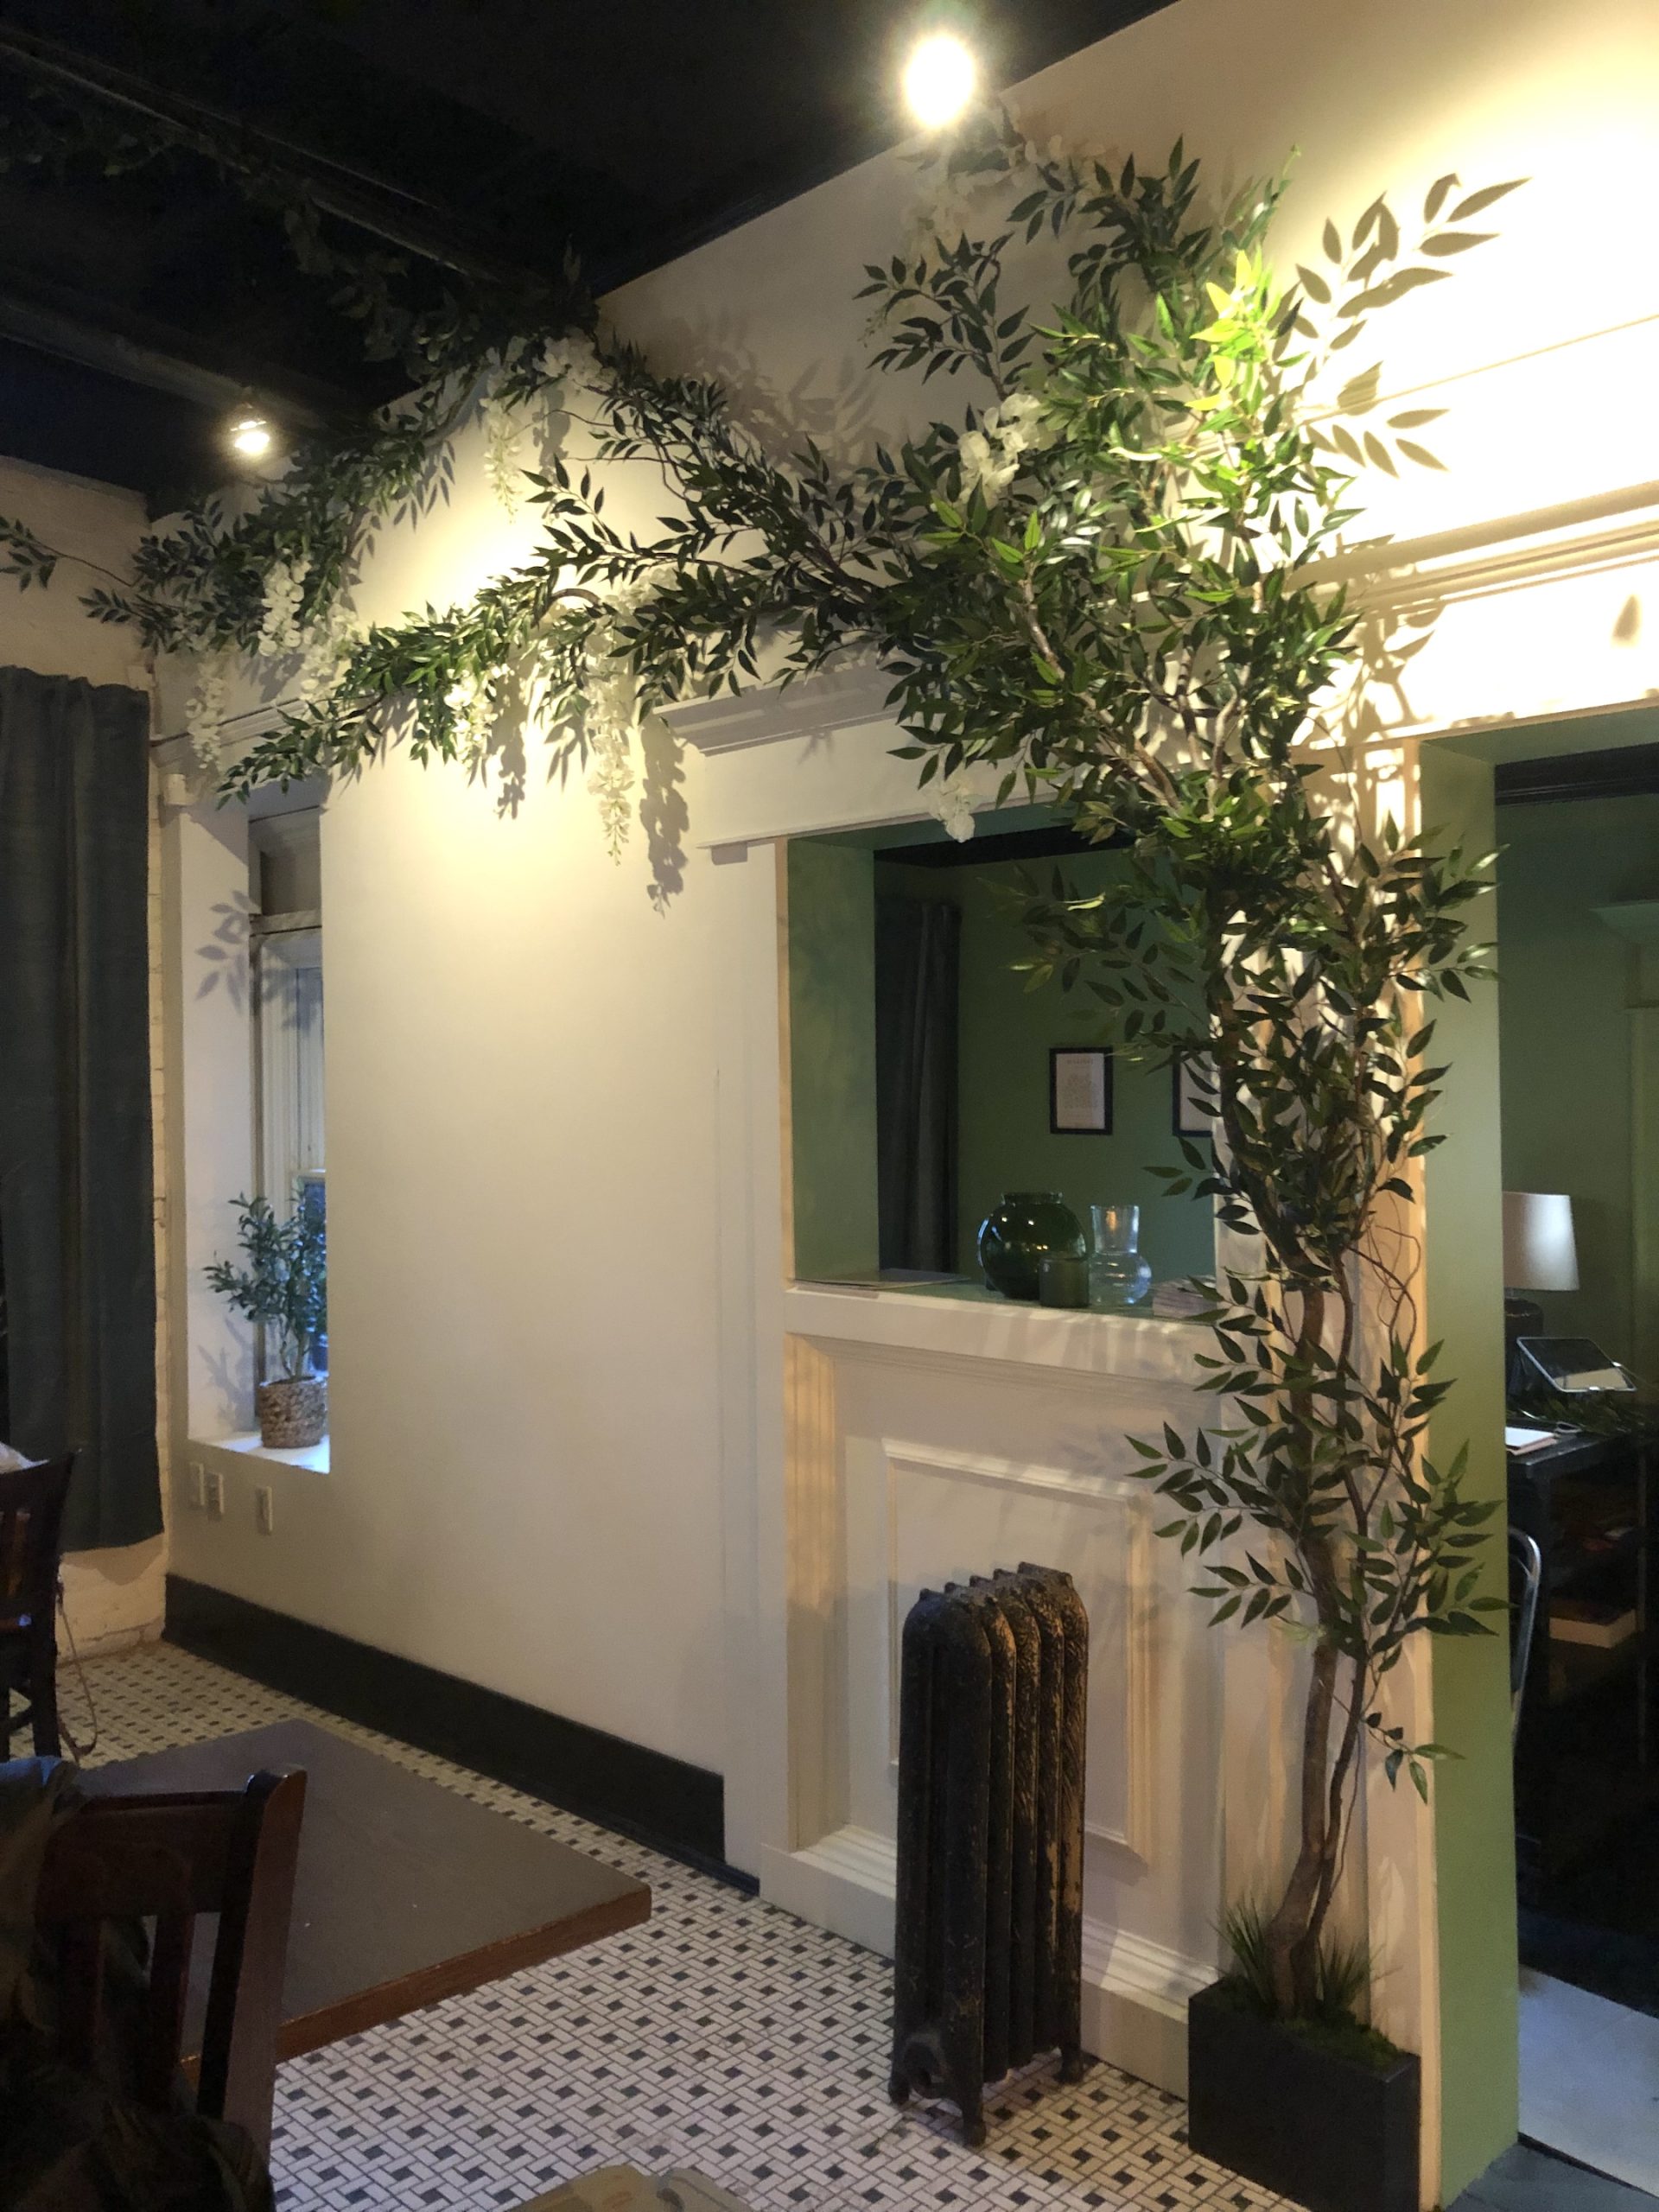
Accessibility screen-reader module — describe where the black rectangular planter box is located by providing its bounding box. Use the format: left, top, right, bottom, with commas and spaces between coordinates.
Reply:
1185, 1980, 1421, 2212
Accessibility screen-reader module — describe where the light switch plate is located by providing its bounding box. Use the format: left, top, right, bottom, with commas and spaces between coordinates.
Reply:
255, 1484, 274, 1535
205, 1467, 226, 1519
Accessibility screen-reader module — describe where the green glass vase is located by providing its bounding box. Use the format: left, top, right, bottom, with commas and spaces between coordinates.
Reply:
977, 1191, 1086, 1302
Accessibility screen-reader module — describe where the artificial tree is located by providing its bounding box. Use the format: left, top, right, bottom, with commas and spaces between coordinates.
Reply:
5, 99, 1520, 2031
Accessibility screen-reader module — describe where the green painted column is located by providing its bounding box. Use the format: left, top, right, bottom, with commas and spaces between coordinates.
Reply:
1421, 742, 1518, 2201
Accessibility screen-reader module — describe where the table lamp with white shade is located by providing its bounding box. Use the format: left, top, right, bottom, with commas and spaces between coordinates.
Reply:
1503, 1190, 1579, 1388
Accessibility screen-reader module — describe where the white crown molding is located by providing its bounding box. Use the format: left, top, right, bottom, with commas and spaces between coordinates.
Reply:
674, 482, 1659, 758
661, 660, 892, 753
1319, 480, 1659, 613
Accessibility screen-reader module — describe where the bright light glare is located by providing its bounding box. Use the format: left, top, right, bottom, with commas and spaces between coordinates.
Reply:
902, 30, 976, 130
228, 410, 273, 461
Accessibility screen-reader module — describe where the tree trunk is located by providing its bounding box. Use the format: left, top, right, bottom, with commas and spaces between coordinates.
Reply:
1261, 1283, 1343, 2017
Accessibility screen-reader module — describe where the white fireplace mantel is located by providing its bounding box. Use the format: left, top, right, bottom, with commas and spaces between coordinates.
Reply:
785, 1280, 1210, 1390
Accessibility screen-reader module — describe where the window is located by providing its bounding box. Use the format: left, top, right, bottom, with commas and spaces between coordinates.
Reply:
250, 810, 325, 1376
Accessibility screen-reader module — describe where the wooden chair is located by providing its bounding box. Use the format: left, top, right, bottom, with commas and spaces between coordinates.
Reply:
35, 1767, 308, 2158
0, 1452, 74, 1757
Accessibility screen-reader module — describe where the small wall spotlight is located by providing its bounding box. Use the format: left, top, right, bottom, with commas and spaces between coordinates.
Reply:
902, 29, 977, 130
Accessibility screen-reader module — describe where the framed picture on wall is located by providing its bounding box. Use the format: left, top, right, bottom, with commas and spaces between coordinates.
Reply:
1050, 1046, 1113, 1135
1173, 1055, 1217, 1137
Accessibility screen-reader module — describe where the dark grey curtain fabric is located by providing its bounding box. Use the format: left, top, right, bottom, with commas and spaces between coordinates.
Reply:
0, 667, 160, 1552
875, 894, 961, 1274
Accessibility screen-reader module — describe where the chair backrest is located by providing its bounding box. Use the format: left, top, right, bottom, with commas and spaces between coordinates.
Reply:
1509, 1526, 1543, 1745
0, 1453, 74, 1630
35, 1767, 307, 2158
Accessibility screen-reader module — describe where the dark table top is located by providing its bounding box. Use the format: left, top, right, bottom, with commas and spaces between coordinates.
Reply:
84, 1718, 652, 2059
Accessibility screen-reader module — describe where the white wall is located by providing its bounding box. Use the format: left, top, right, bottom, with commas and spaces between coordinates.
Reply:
0, 454, 151, 690
163, 0, 1659, 1842
0, 453, 167, 1653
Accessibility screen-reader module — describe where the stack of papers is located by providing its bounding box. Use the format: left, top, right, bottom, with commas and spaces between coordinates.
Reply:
1504, 1424, 1560, 1455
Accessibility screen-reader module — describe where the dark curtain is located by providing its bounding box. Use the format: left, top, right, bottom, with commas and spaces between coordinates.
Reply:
875, 894, 961, 1273
0, 666, 161, 1551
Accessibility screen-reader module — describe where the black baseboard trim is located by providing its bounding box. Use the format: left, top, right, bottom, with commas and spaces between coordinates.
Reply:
164, 1574, 756, 1892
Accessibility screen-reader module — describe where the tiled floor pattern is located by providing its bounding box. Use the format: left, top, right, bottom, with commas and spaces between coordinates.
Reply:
75, 1642, 1290, 2212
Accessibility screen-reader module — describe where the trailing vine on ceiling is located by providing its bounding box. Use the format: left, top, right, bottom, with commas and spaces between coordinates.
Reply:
5, 88, 1524, 2028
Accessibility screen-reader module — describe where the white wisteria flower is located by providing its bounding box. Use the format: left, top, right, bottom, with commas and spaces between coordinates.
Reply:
256, 555, 308, 657
540, 334, 601, 406
480, 385, 528, 518
293, 607, 354, 709
184, 654, 231, 776
574, 565, 671, 857
445, 672, 495, 771
927, 773, 978, 843
957, 390, 1054, 505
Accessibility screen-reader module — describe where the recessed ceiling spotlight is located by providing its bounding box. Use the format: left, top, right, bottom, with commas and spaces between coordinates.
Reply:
226, 398, 274, 462
902, 29, 977, 130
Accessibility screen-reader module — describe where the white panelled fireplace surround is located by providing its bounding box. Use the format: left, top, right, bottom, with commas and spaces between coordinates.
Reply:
679, 669, 1240, 2094
767, 1286, 1224, 2094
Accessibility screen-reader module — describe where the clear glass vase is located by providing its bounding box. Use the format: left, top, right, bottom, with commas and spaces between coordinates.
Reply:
1089, 1203, 1153, 1311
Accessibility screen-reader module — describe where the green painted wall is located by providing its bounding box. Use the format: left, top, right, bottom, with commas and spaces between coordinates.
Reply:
786, 838, 880, 1281
871, 848, 1215, 1283
1497, 792, 1659, 1364
1421, 746, 1518, 2201
785, 827, 1216, 1289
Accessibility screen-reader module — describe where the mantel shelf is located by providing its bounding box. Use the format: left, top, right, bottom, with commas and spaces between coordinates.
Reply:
784, 1279, 1208, 1388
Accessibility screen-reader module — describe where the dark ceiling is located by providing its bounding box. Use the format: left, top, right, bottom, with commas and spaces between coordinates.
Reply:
0, 0, 1174, 511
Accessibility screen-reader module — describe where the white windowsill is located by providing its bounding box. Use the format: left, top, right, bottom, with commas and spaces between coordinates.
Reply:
190, 1430, 330, 1473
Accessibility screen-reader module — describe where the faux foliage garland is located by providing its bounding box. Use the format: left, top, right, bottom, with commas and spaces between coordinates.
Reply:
4, 100, 1523, 2027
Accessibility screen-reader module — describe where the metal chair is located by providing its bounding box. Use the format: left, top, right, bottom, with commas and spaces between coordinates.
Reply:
1509, 1526, 1543, 1746
0, 1452, 74, 1758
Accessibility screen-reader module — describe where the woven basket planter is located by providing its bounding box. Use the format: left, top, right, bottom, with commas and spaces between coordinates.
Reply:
257, 1375, 327, 1449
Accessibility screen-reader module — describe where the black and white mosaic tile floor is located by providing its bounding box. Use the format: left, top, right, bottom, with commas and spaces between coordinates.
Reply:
76, 1643, 1287, 2212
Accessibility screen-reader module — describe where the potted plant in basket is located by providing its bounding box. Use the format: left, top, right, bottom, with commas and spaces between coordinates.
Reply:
207, 1192, 327, 1448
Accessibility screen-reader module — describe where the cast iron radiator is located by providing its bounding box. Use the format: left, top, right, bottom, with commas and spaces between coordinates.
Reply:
888, 1563, 1088, 2145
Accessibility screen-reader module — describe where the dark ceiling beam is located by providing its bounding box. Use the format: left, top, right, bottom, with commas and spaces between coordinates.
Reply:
0, 267, 346, 427
0, 21, 568, 297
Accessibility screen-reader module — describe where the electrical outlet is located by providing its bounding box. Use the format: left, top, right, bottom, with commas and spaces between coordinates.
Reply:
254, 1484, 274, 1535
205, 1468, 226, 1519
188, 1460, 206, 1510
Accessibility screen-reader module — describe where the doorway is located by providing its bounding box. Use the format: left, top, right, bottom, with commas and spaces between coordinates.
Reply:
1491, 723, 1659, 2193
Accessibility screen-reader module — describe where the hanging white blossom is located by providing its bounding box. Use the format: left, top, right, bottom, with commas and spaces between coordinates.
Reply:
256, 555, 308, 657
480, 385, 528, 518
540, 333, 600, 402
580, 632, 641, 857
184, 654, 231, 776
957, 389, 1052, 505
903, 152, 1002, 253
445, 671, 494, 771
574, 566, 667, 858
293, 608, 353, 709
927, 772, 978, 843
